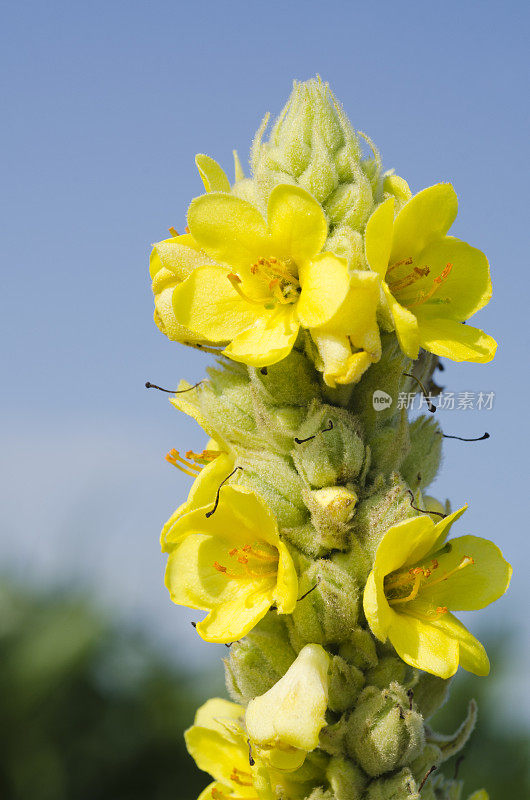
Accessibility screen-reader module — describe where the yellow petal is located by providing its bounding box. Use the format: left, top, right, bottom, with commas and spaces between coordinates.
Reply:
297, 254, 351, 328
412, 607, 490, 677
187, 193, 269, 268
195, 154, 231, 193
363, 570, 393, 642
267, 184, 328, 264
149, 235, 205, 280
425, 504, 468, 552
275, 540, 299, 614
161, 453, 233, 552
375, 514, 437, 577
420, 535, 512, 611
197, 592, 273, 643
365, 197, 395, 278
383, 284, 420, 359
383, 174, 412, 203
245, 644, 329, 753
172, 265, 265, 342
312, 332, 373, 387
417, 317, 497, 363
185, 700, 248, 786
412, 237, 492, 321
390, 183, 458, 264
388, 606, 460, 678
194, 697, 244, 733
316, 270, 381, 354
225, 307, 299, 367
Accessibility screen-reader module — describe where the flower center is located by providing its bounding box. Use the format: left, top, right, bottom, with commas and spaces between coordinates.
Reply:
384, 548, 474, 619
227, 256, 300, 309
165, 448, 223, 477
386, 257, 453, 308
213, 541, 279, 581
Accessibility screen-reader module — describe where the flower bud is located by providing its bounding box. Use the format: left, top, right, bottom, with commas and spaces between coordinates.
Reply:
292, 402, 366, 489
338, 627, 378, 671
326, 756, 367, 800
225, 614, 297, 704
328, 655, 365, 713
251, 78, 377, 233
364, 768, 419, 800
365, 655, 407, 690
304, 485, 359, 551
346, 684, 425, 777
287, 559, 360, 648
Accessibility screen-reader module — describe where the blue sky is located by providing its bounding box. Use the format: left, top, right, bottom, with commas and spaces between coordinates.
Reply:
2, 1, 529, 721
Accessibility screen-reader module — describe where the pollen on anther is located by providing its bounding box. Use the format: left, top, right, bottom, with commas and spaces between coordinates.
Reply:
214, 561, 227, 573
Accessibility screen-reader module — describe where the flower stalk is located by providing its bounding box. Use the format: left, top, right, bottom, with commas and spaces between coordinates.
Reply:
147, 78, 510, 799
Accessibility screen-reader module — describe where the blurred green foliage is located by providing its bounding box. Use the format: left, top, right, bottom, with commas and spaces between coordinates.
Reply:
0, 581, 527, 799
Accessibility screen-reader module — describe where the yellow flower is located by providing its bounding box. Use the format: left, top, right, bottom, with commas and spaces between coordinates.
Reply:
185, 698, 260, 800
245, 644, 329, 771
170, 184, 379, 370
163, 484, 298, 643
186, 698, 323, 800
364, 184, 497, 363
363, 506, 512, 678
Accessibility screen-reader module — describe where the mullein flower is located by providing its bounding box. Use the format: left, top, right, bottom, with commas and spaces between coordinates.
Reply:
245, 644, 330, 771
185, 698, 260, 800
365, 184, 497, 363
186, 698, 326, 800
363, 506, 511, 678
169, 184, 380, 374
163, 484, 298, 643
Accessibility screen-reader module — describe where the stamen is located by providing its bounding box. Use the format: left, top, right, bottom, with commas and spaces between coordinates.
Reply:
230, 767, 253, 786
386, 256, 413, 274
425, 556, 474, 589
165, 449, 202, 476
443, 431, 490, 442
388, 572, 422, 605
403, 373, 436, 413
185, 448, 223, 464
145, 380, 204, 394
389, 265, 430, 293
408, 263, 453, 308
294, 419, 334, 444
227, 273, 265, 305
168, 226, 179, 237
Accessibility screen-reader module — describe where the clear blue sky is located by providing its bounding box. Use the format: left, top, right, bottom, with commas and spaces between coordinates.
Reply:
2, 0, 528, 720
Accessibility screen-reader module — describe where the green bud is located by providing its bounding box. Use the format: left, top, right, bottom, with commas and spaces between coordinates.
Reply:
364, 768, 419, 800
292, 401, 366, 489
249, 349, 321, 407
409, 743, 443, 785
346, 684, 425, 777
328, 655, 365, 712
225, 613, 296, 704
287, 559, 360, 649
338, 627, 378, 671
251, 78, 377, 234
238, 451, 307, 528
400, 415, 443, 491
365, 655, 407, 690
326, 756, 367, 800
